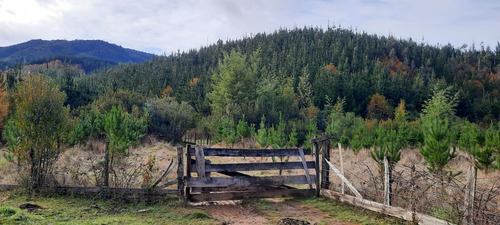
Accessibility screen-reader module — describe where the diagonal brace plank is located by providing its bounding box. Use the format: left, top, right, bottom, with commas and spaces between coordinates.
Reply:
324, 159, 362, 198
298, 148, 313, 189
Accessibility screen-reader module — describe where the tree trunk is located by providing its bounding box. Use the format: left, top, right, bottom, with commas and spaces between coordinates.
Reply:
103, 142, 110, 187
29, 148, 37, 191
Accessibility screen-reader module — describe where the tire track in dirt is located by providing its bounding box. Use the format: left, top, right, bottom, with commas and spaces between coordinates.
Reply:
197, 199, 358, 225
197, 202, 268, 224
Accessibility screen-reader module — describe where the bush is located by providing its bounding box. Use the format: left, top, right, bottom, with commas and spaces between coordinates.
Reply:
4, 74, 73, 191
94, 89, 146, 114
146, 97, 194, 142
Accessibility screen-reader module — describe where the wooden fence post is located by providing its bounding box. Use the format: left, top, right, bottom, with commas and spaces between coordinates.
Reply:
185, 145, 192, 197
463, 165, 477, 225
338, 143, 344, 194
177, 147, 184, 200
321, 140, 330, 190
383, 156, 391, 206
314, 141, 320, 197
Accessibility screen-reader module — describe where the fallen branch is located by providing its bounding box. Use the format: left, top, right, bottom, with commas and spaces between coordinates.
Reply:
152, 159, 175, 189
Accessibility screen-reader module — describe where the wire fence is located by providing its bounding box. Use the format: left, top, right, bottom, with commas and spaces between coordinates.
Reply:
326, 147, 500, 225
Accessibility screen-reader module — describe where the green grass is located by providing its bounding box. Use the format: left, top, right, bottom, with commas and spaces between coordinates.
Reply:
285, 197, 406, 225
428, 205, 460, 224
242, 198, 276, 212
0, 191, 406, 225
0, 193, 217, 225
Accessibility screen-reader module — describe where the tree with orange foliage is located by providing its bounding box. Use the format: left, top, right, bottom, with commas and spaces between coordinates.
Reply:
161, 85, 173, 98
189, 77, 199, 86
3, 74, 72, 191
0, 81, 9, 130
325, 63, 338, 73
367, 93, 393, 120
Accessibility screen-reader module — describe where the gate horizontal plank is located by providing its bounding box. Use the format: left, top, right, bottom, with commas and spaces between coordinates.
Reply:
187, 148, 311, 157
189, 189, 315, 202
191, 185, 293, 193
191, 161, 316, 172
187, 175, 316, 187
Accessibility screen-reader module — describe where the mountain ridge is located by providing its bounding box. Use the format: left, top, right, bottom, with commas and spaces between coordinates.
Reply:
0, 39, 155, 72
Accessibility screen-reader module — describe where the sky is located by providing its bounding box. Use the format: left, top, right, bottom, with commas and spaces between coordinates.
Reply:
0, 0, 499, 54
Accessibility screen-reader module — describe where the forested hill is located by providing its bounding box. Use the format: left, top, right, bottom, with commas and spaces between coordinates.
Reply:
0, 39, 154, 72
75, 27, 499, 125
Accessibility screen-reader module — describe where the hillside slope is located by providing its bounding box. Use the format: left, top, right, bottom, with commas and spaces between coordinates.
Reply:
0, 39, 154, 71
77, 27, 500, 124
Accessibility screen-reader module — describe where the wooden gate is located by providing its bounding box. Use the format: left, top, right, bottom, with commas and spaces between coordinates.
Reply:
183, 145, 319, 202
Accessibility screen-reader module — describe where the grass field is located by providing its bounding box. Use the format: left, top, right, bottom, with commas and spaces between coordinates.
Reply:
0, 190, 405, 225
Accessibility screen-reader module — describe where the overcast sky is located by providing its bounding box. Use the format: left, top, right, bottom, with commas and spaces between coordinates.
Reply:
0, 0, 499, 54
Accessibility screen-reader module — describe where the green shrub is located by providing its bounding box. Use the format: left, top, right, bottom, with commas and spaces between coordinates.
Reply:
94, 89, 146, 114
146, 97, 194, 142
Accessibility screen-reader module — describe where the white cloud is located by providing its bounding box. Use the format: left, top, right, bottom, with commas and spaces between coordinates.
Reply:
0, 0, 498, 54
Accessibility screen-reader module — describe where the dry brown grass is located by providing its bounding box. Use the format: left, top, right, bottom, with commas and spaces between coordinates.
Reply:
0, 139, 180, 188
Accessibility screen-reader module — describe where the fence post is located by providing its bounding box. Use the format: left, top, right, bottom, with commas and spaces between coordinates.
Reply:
314, 141, 320, 197
321, 140, 330, 190
185, 145, 192, 198
177, 147, 184, 200
463, 165, 477, 225
383, 156, 391, 206
338, 143, 344, 194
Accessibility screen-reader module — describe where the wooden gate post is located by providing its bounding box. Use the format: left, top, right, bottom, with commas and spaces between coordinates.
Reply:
177, 147, 184, 200
185, 145, 192, 198
321, 140, 330, 190
314, 141, 320, 197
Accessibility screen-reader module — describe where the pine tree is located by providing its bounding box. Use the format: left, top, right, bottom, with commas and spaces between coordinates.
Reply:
256, 115, 268, 147
419, 117, 456, 174
287, 124, 298, 147
419, 87, 460, 176
236, 114, 252, 140
459, 121, 494, 171
297, 70, 312, 109
102, 105, 147, 187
